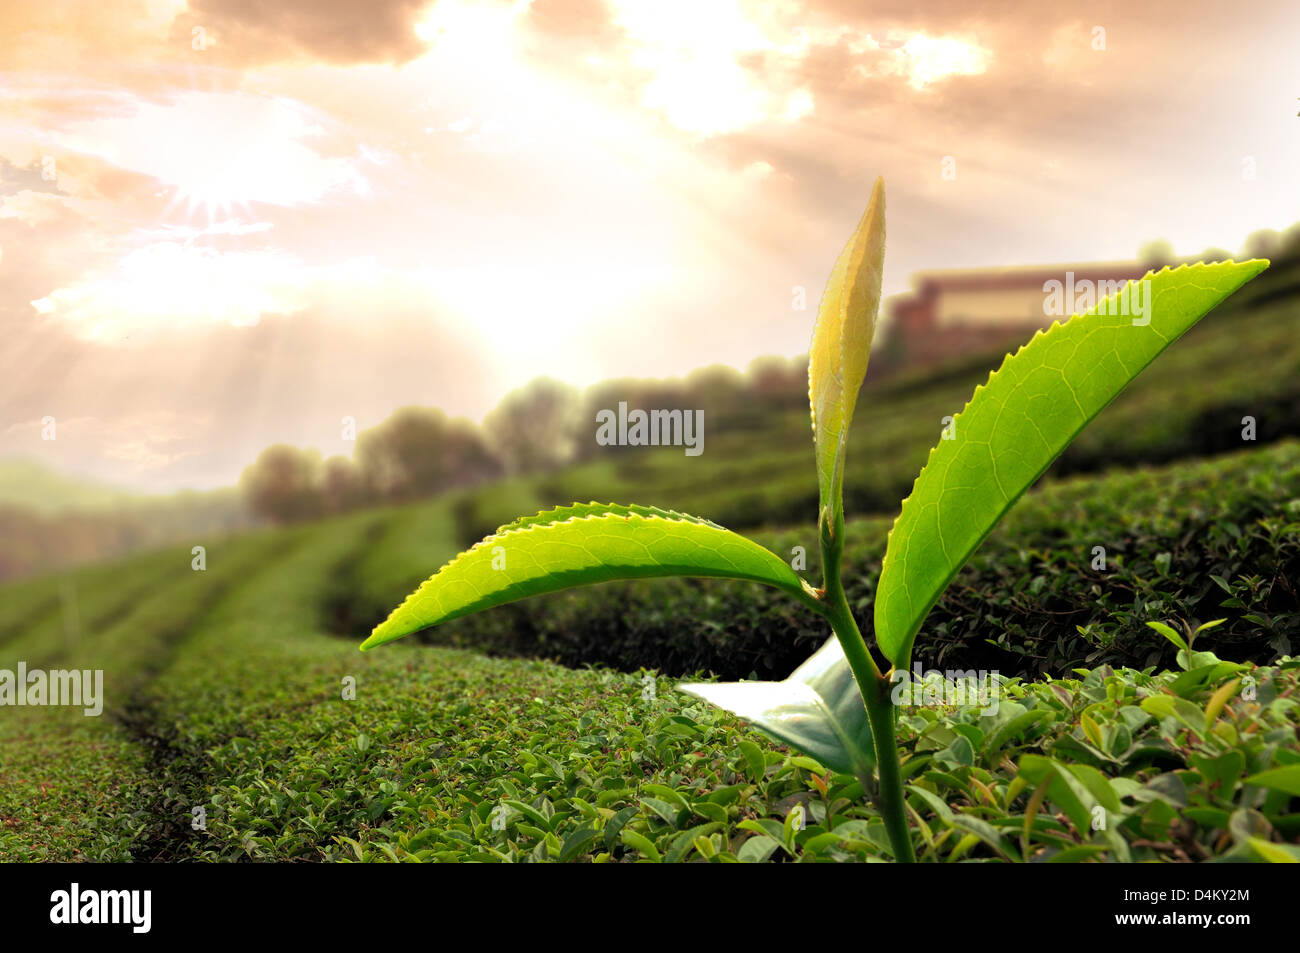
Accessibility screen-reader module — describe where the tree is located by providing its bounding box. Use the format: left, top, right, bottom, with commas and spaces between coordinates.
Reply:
239, 445, 324, 524
685, 363, 751, 430
483, 377, 583, 475
321, 455, 363, 513
1138, 238, 1175, 266
356, 407, 501, 501
747, 355, 805, 409
1242, 229, 1282, 260
1282, 222, 1300, 258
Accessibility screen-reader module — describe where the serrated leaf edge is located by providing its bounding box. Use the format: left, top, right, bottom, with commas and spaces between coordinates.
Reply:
492, 501, 722, 536
878, 260, 1268, 666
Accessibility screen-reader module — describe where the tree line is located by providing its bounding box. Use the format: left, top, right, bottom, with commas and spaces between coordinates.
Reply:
239, 356, 811, 524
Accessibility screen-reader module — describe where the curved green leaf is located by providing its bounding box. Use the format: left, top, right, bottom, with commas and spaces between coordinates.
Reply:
361, 502, 818, 650
1247, 837, 1300, 863
808, 176, 885, 529
875, 260, 1269, 667
1243, 765, 1300, 797
678, 637, 875, 777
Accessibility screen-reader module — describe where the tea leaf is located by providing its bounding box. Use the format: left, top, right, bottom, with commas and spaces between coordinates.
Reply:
1243, 765, 1300, 797
808, 177, 886, 531
1204, 677, 1241, 731
875, 260, 1269, 667
1247, 837, 1300, 862
1017, 754, 1093, 837
1146, 620, 1188, 653
362, 502, 818, 650
679, 637, 875, 777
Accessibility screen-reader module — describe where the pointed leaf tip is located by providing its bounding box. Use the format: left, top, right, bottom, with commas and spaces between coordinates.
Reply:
808, 177, 886, 528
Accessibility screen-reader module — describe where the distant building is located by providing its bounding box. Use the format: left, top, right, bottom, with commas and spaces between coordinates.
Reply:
881, 261, 1156, 370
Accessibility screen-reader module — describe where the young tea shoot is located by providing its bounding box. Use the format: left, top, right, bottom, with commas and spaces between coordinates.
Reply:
360, 177, 1268, 862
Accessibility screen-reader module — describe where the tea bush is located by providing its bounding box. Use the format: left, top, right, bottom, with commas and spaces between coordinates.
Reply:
392, 440, 1300, 681
2, 452, 1295, 862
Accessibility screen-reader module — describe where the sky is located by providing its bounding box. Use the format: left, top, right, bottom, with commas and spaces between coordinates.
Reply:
1, 0, 1298, 492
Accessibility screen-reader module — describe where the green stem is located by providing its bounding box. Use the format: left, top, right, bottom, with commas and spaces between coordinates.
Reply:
861, 657, 914, 864
819, 511, 916, 863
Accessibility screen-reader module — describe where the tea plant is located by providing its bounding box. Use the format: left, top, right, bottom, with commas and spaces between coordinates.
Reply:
360, 178, 1268, 862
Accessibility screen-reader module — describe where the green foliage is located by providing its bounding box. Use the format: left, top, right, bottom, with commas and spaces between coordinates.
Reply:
0, 457, 139, 513
355, 406, 502, 504
355, 440, 1297, 681
1, 457, 1296, 863
876, 261, 1269, 668
483, 377, 583, 475
361, 503, 819, 651
0, 529, 292, 860
0, 483, 251, 583
240, 444, 329, 524
152, 646, 1300, 863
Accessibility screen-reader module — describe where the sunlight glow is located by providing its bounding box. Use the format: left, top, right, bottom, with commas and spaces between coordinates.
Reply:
612, 0, 771, 135
414, 0, 523, 56
31, 242, 307, 340
894, 33, 990, 89
53, 92, 367, 218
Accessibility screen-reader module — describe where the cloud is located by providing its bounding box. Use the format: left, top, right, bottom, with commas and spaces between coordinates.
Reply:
887, 33, 990, 89
514, 1, 1000, 138
1, 411, 210, 475
0, 158, 65, 197
48, 91, 370, 212
523, 0, 621, 44
0, 189, 72, 227
0, 0, 186, 71
172, 0, 436, 65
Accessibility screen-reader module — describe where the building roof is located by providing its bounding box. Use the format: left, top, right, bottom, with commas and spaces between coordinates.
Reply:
908, 260, 1156, 294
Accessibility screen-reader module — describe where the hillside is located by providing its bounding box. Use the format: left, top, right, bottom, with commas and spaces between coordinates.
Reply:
0, 439, 1295, 862
0, 458, 140, 513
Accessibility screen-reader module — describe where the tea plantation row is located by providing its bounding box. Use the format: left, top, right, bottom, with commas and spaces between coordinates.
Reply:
344, 440, 1300, 682
2, 508, 1296, 860
1, 441, 1297, 861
